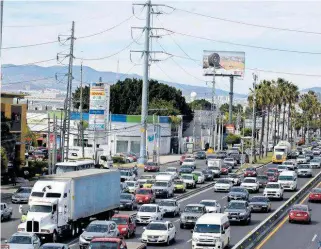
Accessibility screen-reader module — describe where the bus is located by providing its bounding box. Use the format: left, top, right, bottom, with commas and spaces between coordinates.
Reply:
55, 160, 95, 174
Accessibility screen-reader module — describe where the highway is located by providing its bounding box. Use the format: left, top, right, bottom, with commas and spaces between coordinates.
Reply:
257, 181, 321, 249
2, 160, 320, 249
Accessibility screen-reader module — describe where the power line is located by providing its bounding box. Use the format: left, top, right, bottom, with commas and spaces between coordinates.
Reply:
175, 7, 321, 35
2, 76, 56, 85
171, 30, 321, 55
2, 58, 56, 68
2, 40, 58, 50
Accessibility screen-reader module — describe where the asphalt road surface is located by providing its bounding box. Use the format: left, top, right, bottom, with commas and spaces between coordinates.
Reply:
258, 181, 321, 249
2, 160, 320, 249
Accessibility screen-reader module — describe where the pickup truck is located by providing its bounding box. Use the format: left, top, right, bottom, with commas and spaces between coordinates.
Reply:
224, 200, 251, 225
1, 202, 13, 222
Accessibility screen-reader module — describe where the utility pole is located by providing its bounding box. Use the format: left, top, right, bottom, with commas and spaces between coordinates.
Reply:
192, 112, 196, 150
251, 73, 258, 164
0, 0, 4, 80
218, 114, 222, 151
153, 114, 157, 163
178, 117, 183, 154
47, 114, 51, 174
53, 115, 58, 173
221, 114, 224, 150
211, 71, 216, 150
79, 62, 85, 158
61, 21, 75, 162
229, 76, 234, 124
157, 116, 160, 166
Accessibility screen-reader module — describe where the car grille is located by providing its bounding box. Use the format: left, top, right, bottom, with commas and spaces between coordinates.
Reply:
140, 216, 151, 220
84, 237, 93, 241
186, 216, 197, 220
148, 235, 159, 239
199, 238, 216, 243
197, 243, 216, 246
229, 195, 242, 199
229, 212, 239, 216
300, 171, 307, 174
26, 221, 39, 232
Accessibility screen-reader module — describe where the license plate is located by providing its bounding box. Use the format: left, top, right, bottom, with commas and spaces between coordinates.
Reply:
232, 218, 237, 220
188, 220, 193, 223
149, 239, 156, 242
120, 204, 124, 207
139, 200, 143, 203
296, 214, 302, 216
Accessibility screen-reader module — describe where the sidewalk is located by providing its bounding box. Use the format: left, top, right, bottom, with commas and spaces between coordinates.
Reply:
115, 154, 181, 168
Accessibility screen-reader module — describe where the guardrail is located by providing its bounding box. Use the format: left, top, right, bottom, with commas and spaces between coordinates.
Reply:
232, 169, 321, 249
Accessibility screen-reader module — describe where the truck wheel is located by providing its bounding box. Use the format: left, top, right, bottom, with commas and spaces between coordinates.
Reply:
71, 223, 77, 237
1, 215, 3, 222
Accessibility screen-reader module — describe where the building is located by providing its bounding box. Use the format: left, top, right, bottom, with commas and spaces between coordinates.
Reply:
27, 110, 172, 156
1, 93, 27, 166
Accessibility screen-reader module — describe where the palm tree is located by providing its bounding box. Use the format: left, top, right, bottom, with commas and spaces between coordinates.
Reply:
261, 80, 273, 156
276, 78, 290, 141
287, 83, 299, 143
271, 81, 281, 145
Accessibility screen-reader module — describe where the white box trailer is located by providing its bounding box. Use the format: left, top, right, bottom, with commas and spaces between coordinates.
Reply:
18, 169, 120, 242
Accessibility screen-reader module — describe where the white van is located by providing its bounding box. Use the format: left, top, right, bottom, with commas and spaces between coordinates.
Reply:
207, 159, 223, 168
155, 173, 175, 182
278, 171, 297, 191
192, 213, 230, 249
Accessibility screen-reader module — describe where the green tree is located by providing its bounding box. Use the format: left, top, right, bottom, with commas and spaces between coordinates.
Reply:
1, 147, 8, 172
72, 85, 90, 111
189, 99, 211, 110
225, 134, 241, 145
241, 128, 252, 136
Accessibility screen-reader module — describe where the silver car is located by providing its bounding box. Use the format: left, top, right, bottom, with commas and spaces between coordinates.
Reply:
12, 187, 32, 204
310, 159, 321, 169
6, 232, 41, 249
159, 199, 180, 217
79, 220, 119, 249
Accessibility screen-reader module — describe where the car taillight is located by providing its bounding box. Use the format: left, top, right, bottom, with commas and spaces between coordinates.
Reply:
145, 197, 149, 200
289, 212, 294, 216
304, 213, 308, 217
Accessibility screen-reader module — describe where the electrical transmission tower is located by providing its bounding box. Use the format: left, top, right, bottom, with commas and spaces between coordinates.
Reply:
131, 0, 173, 165
58, 21, 75, 161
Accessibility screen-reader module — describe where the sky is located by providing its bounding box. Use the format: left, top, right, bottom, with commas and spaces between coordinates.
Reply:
2, 0, 321, 94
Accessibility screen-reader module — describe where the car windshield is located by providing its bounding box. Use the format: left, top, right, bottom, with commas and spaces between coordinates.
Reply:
154, 182, 167, 187
89, 242, 118, 249
231, 187, 246, 193
136, 189, 150, 195
266, 172, 275, 177
283, 162, 293, 165
246, 168, 255, 171
8, 236, 32, 244
184, 159, 194, 162
111, 217, 128, 225
184, 206, 204, 213
250, 197, 268, 203
266, 184, 280, 189
228, 202, 246, 209
193, 172, 201, 176
41, 246, 64, 249
30, 205, 52, 213
139, 206, 156, 212
279, 176, 294, 181
311, 159, 319, 162
312, 188, 321, 193
298, 155, 305, 158
86, 224, 108, 233
181, 175, 193, 180
175, 180, 184, 185
145, 180, 155, 184
126, 182, 135, 187
120, 171, 130, 176
146, 162, 156, 166
243, 178, 256, 183
225, 158, 233, 161
278, 166, 287, 169
298, 165, 310, 169
120, 194, 132, 200
228, 174, 237, 178
16, 188, 31, 194
200, 201, 216, 206
291, 205, 308, 211
166, 168, 176, 172
160, 201, 175, 207
194, 224, 220, 233
257, 176, 268, 180
140, 175, 152, 180
217, 179, 230, 184
146, 223, 167, 231
181, 166, 192, 169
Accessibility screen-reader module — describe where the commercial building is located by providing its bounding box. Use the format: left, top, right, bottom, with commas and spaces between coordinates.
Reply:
1, 93, 27, 165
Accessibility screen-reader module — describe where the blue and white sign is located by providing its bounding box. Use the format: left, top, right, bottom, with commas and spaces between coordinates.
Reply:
89, 83, 107, 131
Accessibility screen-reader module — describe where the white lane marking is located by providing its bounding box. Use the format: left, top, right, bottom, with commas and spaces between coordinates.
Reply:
177, 186, 215, 203
174, 219, 180, 223
312, 234, 317, 242
186, 238, 192, 243
67, 238, 79, 246
221, 196, 227, 199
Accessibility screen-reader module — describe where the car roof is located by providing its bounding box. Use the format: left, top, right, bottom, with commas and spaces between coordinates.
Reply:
89, 220, 114, 225
141, 204, 158, 207
196, 213, 228, 223
200, 199, 217, 203
186, 204, 205, 207
229, 200, 247, 204
112, 214, 130, 218
244, 177, 257, 180
11, 232, 33, 237
91, 237, 121, 242
41, 243, 68, 247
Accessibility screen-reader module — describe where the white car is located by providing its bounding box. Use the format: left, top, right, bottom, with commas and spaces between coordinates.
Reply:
136, 204, 163, 224
283, 160, 297, 170
125, 181, 140, 194
297, 164, 313, 177
199, 200, 221, 213
182, 159, 196, 168
277, 165, 288, 173
241, 177, 260, 193
5, 233, 41, 249
192, 171, 205, 184
180, 174, 196, 188
296, 155, 307, 164
165, 167, 179, 178
159, 199, 180, 217
263, 182, 284, 200
141, 221, 176, 245
214, 179, 233, 192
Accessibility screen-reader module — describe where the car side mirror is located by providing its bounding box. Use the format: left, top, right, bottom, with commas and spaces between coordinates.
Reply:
82, 228, 85, 231
4, 240, 8, 244
221, 230, 225, 234
190, 230, 193, 233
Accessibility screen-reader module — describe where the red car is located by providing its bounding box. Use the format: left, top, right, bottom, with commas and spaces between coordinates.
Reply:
266, 172, 278, 182
244, 167, 257, 177
180, 155, 186, 165
266, 168, 279, 178
308, 188, 321, 202
111, 214, 136, 238
135, 188, 155, 204
288, 204, 311, 223
144, 162, 160, 172
221, 166, 229, 175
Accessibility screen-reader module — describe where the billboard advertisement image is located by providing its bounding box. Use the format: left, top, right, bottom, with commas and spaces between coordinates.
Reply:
203, 51, 245, 77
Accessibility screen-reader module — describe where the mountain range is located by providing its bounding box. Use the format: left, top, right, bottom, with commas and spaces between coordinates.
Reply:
2, 64, 320, 98
2, 64, 248, 98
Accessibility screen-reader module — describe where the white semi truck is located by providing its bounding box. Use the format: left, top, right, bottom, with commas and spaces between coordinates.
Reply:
272, 141, 291, 163
18, 169, 120, 242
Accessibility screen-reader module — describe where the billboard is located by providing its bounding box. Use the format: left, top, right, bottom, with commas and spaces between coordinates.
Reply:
89, 83, 110, 131
203, 51, 245, 77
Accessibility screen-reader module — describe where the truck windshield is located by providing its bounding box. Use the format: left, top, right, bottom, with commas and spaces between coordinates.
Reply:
194, 224, 220, 234
89, 242, 118, 249
30, 205, 52, 213
154, 181, 168, 187
275, 148, 286, 153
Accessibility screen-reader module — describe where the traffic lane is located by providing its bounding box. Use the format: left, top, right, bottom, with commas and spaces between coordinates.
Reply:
260, 183, 321, 249
0, 201, 23, 242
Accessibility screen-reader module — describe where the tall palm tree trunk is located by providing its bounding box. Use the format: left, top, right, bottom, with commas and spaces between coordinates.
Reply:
281, 103, 286, 140
287, 103, 291, 143
277, 105, 281, 143
273, 106, 277, 146
265, 106, 271, 157
259, 111, 266, 158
